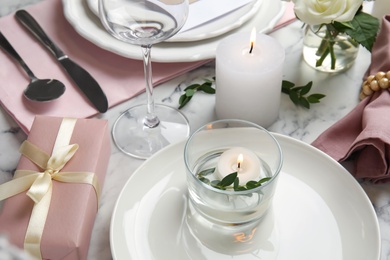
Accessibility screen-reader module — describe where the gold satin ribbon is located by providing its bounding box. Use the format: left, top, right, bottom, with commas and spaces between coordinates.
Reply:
0, 118, 100, 259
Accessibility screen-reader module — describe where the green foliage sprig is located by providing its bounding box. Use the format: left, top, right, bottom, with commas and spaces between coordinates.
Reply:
178, 77, 215, 109
281, 80, 325, 109
197, 167, 271, 191
178, 78, 325, 109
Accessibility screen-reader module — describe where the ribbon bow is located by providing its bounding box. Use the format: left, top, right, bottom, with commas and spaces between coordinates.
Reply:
0, 118, 99, 259
24, 142, 79, 204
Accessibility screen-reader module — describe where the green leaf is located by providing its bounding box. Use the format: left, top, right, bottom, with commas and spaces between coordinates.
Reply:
211, 180, 224, 190
233, 177, 239, 190
199, 83, 216, 94
178, 94, 186, 105
184, 84, 200, 90
332, 21, 354, 31
282, 80, 295, 89
198, 168, 215, 177
257, 177, 271, 184
178, 95, 192, 109
299, 96, 310, 109
185, 89, 195, 97
246, 181, 260, 190
307, 93, 326, 103
289, 90, 300, 105
281, 80, 295, 94
234, 186, 247, 191
218, 172, 238, 187
291, 86, 303, 92
199, 177, 210, 184
343, 12, 379, 52
300, 81, 312, 95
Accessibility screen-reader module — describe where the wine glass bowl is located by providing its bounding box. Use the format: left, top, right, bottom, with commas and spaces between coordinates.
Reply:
100, 0, 188, 45
99, 0, 190, 159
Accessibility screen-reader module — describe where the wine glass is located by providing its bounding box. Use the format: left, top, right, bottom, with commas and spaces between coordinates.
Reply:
99, 0, 190, 159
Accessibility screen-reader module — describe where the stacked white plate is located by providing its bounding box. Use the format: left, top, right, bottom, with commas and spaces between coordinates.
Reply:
109, 134, 380, 260
61, 0, 286, 62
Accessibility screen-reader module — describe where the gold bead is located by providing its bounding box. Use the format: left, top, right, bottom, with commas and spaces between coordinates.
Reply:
360, 72, 390, 99
379, 78, 389, 89
367, 75, 375, 83
375, 71, 386, 80
370, 80, 380, 91
363, 83, 374, 95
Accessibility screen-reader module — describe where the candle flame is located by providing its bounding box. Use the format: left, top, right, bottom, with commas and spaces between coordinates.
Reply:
249, 27, 256, 54
237, 153, 244, 169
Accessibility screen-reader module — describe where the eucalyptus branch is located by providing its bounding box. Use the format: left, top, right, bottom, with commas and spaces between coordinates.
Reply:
282, 80, 326, 109
178, 78, 325, 110
178, 77, 215, 109
197, 168, 271, 191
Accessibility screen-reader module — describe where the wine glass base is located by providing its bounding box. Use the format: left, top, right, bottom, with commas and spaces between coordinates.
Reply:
112, 104, 190, 159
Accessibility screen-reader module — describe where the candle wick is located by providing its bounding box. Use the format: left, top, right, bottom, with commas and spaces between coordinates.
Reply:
249, 42, 254, 54
237, 162, 241, 169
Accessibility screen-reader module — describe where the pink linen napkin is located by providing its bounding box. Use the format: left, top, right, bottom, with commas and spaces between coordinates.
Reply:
312, 15, 390, 183
0, 0, 208, 133
0, 0, 295, 134
274, 2, 296, 30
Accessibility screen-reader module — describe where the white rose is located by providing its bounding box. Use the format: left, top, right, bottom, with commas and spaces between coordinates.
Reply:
292, 0, 363, 25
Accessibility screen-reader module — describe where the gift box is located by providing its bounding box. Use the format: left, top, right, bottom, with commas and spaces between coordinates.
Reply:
0, 116, 111, 259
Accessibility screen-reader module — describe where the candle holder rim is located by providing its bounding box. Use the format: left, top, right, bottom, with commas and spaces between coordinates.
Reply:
184, 119, 283, 194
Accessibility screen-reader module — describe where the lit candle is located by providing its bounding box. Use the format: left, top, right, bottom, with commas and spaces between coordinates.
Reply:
215, 28, 285, 128
216, 147, 261, 185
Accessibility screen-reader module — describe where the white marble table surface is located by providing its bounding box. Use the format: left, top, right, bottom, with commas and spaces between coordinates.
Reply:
1, 1, 390, 259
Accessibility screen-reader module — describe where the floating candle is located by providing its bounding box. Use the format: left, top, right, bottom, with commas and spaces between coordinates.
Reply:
216, 147, 261, 185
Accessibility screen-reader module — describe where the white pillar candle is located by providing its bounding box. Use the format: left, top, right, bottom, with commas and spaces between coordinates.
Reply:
215, 29, 285, 128
216, 147, 261, 185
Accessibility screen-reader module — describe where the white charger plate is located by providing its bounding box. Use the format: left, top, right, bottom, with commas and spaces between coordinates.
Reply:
110, 133, 380, 260
86, 0, 264, 42
62, 0, 284, 62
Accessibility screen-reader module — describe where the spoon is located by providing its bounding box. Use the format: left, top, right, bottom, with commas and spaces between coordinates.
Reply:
0, 31, 65, 102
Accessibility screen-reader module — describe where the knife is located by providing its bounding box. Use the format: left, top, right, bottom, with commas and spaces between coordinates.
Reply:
15, 10, 108, 113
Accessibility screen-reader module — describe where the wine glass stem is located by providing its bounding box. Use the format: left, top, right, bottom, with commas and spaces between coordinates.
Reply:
142, 45, 160, 128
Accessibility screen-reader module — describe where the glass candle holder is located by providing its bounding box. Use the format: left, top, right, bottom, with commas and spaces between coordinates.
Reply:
184, 119, 283, 227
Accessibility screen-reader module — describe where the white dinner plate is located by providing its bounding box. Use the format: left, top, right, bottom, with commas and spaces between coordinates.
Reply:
86, 0, 264, 42
62, 0, 285, 62
110, 133, 380, 260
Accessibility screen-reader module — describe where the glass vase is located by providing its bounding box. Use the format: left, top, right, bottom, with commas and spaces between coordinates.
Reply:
303, 25, 359, 73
